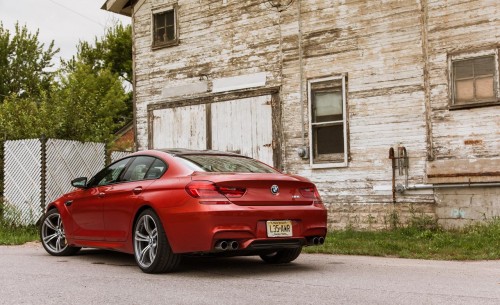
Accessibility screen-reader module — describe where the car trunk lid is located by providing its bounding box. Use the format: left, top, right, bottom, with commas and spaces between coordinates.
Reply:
189, 172, 320, 206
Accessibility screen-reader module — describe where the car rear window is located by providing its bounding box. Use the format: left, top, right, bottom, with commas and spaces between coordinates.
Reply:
177, 155, 278, 173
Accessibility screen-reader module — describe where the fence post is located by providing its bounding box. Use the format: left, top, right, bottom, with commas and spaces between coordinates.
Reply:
0, 138, 4, 198
40, 135, 47, 213
0, 138, 4, 219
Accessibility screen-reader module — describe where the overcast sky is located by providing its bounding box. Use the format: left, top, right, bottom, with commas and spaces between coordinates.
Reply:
0, 0, 130, 65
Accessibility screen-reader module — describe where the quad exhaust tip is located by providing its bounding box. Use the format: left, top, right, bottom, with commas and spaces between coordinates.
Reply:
308, 236, 325, 246
215, 240, 239, 251
215, 240, 228, 251
229, 241, 239, 250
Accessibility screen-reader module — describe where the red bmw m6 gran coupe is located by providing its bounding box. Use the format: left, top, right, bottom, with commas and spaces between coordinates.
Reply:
40, 149, 327, 273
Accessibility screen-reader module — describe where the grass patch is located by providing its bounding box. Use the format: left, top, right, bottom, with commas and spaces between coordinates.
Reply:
304, 218, 500, 260
0, 200, 39, 245
0, 223, 38, 245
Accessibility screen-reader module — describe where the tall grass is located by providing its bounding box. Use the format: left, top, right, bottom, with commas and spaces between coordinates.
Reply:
305, 215, 500, 260
0, 201, 39, 245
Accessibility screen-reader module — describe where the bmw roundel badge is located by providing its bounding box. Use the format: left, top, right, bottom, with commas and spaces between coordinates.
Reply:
270, 185, 279, 195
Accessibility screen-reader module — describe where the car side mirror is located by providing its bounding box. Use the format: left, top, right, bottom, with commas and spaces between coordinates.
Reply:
71, 177, 88, 189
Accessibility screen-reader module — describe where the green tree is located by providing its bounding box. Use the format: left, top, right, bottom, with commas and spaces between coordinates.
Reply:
53, 63, 128, 144
68, 23, 132, 84
0, 22, 131, 197
0, 23, 58, 103
67, 23, 133, 121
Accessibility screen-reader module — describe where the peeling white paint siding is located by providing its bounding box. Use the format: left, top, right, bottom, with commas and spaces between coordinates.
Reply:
152, 104, 207, 149
133, 0, 281, 151
423, 0, 500, 227
280, 0, 433, 225
427, 0, 500, 161
211, 95, 274, 165
129, 0, 500, 229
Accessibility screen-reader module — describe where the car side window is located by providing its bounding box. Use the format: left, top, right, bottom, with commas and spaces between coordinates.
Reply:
87, 158, 131, 187
122, 156, 155, 182
144, 158, 168, 179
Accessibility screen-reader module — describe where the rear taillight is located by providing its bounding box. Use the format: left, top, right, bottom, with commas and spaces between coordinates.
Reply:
217, 186, 246, 198
299, 187, 321, 200
185, 181, 246, 200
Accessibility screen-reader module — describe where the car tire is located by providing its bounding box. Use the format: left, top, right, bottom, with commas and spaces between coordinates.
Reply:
39, 209, 81, 256
133, 209, 181, 273
259, 247, 302, 264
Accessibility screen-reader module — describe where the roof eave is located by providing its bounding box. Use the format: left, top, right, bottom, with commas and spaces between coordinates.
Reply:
101, 0, 132, 17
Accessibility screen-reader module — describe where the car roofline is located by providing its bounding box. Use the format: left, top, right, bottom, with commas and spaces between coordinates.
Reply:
154, 148, 251, 158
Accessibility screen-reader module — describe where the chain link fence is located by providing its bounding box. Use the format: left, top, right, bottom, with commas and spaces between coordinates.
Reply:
1, 138, 123, 225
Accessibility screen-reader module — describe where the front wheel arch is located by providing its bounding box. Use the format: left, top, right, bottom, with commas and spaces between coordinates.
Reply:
39, 208, 81, 256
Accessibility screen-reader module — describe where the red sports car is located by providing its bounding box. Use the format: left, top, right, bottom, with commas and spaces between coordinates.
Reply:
40, 149, 327, 273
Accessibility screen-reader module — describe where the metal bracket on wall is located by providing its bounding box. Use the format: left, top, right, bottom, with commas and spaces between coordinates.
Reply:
389, 145, 409, 204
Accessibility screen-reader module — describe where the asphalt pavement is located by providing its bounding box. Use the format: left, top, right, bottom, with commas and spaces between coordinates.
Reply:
1, 243, 499, 305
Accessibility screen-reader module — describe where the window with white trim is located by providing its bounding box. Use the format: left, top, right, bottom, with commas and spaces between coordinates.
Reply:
152, 6, 178, 49
450, 50, 499, 107
308, 75, 348, 167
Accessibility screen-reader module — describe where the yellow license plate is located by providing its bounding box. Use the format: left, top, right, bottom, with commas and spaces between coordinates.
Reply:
266, 220, 293, 237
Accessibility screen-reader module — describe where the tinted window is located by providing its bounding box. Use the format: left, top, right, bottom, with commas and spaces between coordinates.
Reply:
88, 158, 131, 187
122, 156, 155, 182
177, 155, 277, 173
144, 159, 168, 179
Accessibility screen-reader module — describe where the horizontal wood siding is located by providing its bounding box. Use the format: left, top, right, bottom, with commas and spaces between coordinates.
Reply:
131, 0, 500, 228
427, 0, 500, 161
133, 0, 282, 150
280, 0, 433, 223
151, 104, 207, 149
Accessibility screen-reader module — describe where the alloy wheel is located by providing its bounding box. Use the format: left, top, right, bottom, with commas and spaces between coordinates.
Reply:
41, 212, 68, 254
134, 214, 158, 268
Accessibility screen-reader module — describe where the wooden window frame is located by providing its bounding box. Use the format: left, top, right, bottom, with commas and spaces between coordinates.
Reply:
308, 75, 348, 169
449, 49, 500, 109
151, 4, 179, 50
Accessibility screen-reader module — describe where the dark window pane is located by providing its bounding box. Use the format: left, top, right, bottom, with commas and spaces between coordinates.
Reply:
122, 156, 155, 182
315, 124, 344, 155
155, 13, 165, 29
454, 61, 473, 79
154, 10, 175, 45
474, 57, 494, 76
88, 158, 131, 187
145, 159, 168, 179
166, 26, 175, 40
177, 155, 277, 173
166, 10, 174, 26
156, 29, 166, 43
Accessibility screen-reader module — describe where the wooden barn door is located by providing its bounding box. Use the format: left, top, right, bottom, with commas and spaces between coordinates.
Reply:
210, 95, 274, 166
149, 94, 276, 167
151, 104, 207, 150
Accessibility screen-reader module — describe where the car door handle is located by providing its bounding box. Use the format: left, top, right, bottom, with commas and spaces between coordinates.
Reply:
98, 192, 105, 198
133, 187, 143, 195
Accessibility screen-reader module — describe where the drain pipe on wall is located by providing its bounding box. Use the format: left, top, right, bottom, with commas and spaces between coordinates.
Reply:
294, 0, 310, 160
400, 182, 500, 192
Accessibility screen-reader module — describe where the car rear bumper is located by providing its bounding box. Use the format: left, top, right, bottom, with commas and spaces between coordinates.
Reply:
158, 201, 328, 254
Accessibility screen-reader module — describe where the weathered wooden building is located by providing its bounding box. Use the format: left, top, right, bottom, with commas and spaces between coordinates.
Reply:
103, 0, 500, 229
